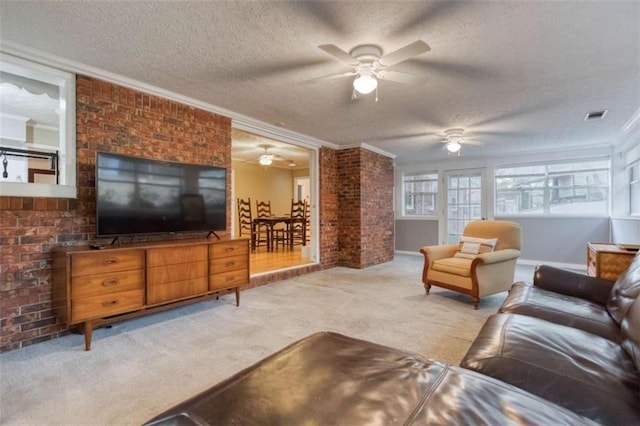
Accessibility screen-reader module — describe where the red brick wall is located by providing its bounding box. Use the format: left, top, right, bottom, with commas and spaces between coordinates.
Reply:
361, 149, 395, 267
337, 148, 363, 268
336, 147, 394, 268
0, 76, 232, 351
319, 147, 339, 268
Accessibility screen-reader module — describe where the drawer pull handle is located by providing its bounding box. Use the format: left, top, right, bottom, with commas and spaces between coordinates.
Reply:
103, 259, 118, 265
225, 276, 234, 282
102, 279, 118, 287
225, 261, 235, 267
102, 300, 118, 307
225, 247, 234, 252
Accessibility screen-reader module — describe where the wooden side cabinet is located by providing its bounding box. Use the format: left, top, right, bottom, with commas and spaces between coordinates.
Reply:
587, 242, 636, 281
53, 238, 249, 351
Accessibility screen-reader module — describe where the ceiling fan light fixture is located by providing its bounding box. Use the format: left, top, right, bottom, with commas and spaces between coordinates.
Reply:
353, 68, 378, 94
446, 141, 462, 153
259, 154, 273, 166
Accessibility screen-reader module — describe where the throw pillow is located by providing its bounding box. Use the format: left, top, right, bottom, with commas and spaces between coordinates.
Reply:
454, 236, 498, 259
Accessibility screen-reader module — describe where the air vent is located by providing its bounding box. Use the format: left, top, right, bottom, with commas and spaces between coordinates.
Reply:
584, 110, 608, 121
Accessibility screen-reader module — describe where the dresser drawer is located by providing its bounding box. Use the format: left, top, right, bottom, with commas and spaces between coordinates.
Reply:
210, 254, 247, 274
147, 277, 209, 305
210, 269, 248, 290
72, 270, 144, 299
71, 289, 144, 322
147, 245, 207, 267
147, 260, 207, 286
71, 250, 144, 277
210, 241, 248, 259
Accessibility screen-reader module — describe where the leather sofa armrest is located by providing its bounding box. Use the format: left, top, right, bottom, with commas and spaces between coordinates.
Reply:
533, 264, 613, 305
476, 249, 520, 265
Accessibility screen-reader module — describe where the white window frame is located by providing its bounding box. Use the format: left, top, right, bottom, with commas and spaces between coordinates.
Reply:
0, 53, 76, 198
494, 158, 610, 217
401, 171, 438, 217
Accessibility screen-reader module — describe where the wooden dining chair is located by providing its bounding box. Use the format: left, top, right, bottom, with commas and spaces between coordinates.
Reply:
288, 199, 307, 248
304, 198, 310, 245
236, 197, 253, 240
255, 200, 275, 249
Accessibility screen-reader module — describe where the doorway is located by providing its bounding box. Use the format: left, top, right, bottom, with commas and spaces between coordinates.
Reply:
231, 129, 317, 274
443, 169, 485, 243
294, 177, 310, 202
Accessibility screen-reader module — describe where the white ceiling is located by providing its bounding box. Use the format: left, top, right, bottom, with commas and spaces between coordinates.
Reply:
1, 1, 638, 165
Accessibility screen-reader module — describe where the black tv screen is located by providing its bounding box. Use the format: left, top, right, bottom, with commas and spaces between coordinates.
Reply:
96, 152, 227, 237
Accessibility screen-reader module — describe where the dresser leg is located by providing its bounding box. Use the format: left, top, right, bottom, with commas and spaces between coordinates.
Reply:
235, 287, 240, 307
84, 321, 93, 351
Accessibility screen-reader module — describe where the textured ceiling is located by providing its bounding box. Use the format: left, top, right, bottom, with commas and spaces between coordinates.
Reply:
1, 1, 638, 165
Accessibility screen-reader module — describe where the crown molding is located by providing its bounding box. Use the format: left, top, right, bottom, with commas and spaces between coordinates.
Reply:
1, 40, 336, 152
622, 106, 640, 136
618, 107, 640, 154
338, 142, 396, 159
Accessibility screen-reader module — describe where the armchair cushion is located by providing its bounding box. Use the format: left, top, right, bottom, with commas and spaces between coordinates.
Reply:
432, 257, 473, 277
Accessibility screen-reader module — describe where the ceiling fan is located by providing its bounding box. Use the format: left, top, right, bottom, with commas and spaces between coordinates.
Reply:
440, 128, 482, 155
312, 40, 431, 100
256, 144, 277, 166
242, 144, 294, 167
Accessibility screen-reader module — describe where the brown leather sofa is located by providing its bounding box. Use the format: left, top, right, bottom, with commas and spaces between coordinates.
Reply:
146, 331, 597, 425
145, 252, 639, 425
461, 251, 640, 425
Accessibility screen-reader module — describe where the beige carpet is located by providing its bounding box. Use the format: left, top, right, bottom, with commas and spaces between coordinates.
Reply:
0, 255, 535, 426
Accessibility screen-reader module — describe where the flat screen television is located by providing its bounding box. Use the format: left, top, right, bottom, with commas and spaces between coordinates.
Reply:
96, 152, 227, 237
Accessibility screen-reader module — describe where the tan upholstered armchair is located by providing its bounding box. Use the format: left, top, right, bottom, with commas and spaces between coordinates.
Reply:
420, 220, 522, 309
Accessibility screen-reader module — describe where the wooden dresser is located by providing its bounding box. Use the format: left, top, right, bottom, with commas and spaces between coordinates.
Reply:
586, 242, 637, 281
53, 238, 249, 350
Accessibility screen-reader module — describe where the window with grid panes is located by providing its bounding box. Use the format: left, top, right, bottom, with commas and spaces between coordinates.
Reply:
402, 172, 438, 216
495, 159, 609, 216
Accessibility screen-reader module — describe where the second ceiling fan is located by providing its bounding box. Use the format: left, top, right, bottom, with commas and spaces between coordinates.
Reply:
312, 40, 431, 100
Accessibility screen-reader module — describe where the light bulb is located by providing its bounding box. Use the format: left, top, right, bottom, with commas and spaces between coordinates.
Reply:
353, 74, 378, 94
259, 154, 273, 166
446, 141, 461, 153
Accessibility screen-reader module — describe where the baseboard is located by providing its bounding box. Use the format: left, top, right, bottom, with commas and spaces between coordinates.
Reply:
394, 250, 586, 272
395, 250, 422, 257
516, 259, 586, 272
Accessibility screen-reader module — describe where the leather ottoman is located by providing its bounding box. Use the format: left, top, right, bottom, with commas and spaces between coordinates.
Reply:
145, 331, 596, 425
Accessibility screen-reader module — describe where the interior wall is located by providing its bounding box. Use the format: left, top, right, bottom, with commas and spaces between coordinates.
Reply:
319, 147, 339, 268
395, 217, 610, 266
498, 216, 610, 265
337, 147, 394, 268
611, 217, 640, 244
361, 148, 395, 268
395, 219, 439, 252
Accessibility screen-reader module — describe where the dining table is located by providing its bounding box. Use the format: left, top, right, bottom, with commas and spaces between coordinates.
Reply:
252, 216, 305, 251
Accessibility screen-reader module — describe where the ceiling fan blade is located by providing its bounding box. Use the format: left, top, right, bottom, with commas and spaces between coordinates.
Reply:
318, 44, 360, 66
378, 41, 431, 67
463, 140, 483, 146
303, 70, 357, 84
377, 70, 425, 85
